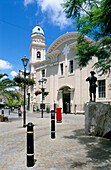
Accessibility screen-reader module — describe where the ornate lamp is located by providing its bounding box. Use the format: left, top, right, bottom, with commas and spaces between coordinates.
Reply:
38, 78, 47, 118
21, 55, 29, 127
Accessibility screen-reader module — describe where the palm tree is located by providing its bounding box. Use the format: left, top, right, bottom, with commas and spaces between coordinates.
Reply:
0, 73, 21, 106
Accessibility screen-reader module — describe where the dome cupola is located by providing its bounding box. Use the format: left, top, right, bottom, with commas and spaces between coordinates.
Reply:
32, 25, 44, 35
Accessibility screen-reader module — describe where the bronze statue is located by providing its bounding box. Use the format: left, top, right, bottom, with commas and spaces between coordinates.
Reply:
86, 71, 97, 102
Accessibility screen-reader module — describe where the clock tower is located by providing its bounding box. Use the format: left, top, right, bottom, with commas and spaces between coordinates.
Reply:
29, 25, 46, 78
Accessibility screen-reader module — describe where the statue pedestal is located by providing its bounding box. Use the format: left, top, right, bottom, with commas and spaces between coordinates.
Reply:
85, 102, 111, 138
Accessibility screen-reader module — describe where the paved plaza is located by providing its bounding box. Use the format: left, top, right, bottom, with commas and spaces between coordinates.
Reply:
0, 110, 111, 170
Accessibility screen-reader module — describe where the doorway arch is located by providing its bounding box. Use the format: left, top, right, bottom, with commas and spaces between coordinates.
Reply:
59, 86, 71, 113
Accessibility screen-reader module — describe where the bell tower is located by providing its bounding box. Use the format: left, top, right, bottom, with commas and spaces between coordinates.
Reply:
29, 25, 46, 78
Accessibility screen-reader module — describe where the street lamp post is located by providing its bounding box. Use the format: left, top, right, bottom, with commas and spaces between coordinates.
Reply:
21, 55, 29, 128
38, 78, 47, 118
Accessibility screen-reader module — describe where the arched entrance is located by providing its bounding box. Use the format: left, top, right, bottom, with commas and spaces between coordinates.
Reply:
63, 92, 70, 113
59, 86, 71, 113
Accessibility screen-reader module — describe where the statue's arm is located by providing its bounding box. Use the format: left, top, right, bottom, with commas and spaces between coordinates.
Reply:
86, 77, 89, 81
94, 77, 97, 82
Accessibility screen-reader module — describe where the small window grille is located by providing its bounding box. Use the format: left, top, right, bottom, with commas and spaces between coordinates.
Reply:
98, 80, 106, 98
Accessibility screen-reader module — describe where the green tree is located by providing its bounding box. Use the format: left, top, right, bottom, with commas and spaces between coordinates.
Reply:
62, 0, 111, 74
8, 100, 19, 107
13, 75, 35, 107
21, 98, 27, 106
0, 73, 21, 105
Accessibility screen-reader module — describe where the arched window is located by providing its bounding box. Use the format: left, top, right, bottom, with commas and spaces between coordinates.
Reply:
37, 51, 41, 58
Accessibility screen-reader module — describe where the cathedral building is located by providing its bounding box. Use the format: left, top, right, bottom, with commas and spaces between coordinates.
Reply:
28, 25, 111, 113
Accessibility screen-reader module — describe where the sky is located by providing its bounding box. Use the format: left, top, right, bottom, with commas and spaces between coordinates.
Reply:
0, 0, 77, 79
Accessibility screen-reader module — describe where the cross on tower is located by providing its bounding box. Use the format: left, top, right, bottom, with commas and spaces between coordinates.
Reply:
62, 44, 70, 66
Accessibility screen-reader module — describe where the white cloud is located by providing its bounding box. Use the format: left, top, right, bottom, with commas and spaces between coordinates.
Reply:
0, 74, 8, 80
2, 75, 7, 79
0, 59, 12, 70
36, 0, 71, 29
10, 71, 18, 78
24, 0, 34, 7
24, 0, 72, 29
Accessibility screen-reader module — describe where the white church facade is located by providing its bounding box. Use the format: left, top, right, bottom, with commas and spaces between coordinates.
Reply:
28, 25, 111, 113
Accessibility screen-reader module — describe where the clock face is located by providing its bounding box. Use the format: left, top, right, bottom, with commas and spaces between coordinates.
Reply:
37, 38, 42, 42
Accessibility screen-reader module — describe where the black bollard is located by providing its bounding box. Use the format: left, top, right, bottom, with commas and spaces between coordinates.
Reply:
27, 122, 34, 167
51, 110, 55, 139
54, 103, 56, 113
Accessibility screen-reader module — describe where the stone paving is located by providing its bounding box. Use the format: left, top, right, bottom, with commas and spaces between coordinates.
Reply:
0, 110, 111, 170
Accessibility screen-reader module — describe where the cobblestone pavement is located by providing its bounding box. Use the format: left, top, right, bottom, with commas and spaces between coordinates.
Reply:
0, 110, 111, 170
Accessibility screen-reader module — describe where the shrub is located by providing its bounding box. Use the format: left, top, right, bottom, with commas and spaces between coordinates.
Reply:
46, 106, 50, 113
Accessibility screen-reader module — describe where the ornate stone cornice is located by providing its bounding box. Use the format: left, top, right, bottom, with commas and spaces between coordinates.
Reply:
33, 59, 50, 69
46, 50, 61, 59
47, 32, 79, 54
29, 43, 47, 50
47, 32, 93, 54
31, 33, 44, 40
29, 62, 36, 67
69, 42, 77, 49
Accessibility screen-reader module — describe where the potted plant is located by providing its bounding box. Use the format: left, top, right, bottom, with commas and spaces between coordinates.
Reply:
35, 90, 42, 96
44, 91, 49, 96
25, 78, 35, 86
37, 106, 40, 112
46, 106, 50, 113
14, 76, 23, 83
14, 76, 35, 86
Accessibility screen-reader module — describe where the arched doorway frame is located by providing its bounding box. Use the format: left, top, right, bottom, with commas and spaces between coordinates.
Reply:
58, 85, 74, 113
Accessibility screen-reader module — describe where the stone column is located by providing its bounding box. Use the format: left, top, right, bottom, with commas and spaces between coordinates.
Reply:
70, 90, 74, 113
59, 91, 62, 110
33, 71, 36, 104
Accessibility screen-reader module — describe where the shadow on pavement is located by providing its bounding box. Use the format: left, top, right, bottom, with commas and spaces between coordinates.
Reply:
64, 128, 111, 170
8, 117, 22, 122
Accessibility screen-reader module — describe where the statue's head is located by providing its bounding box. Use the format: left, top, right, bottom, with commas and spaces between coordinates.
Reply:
90, 71, 96, 76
